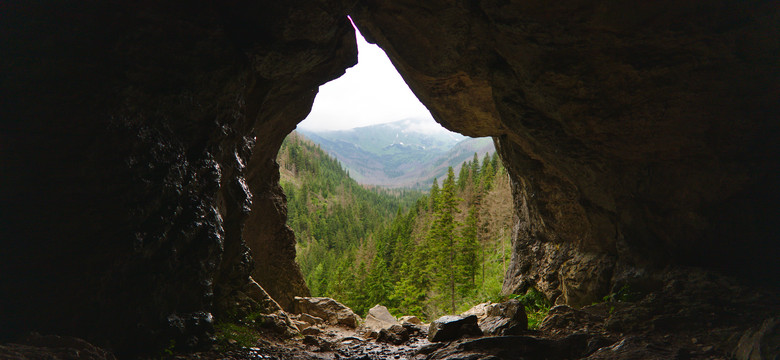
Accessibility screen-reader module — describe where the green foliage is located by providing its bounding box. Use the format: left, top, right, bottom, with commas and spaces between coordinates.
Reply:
512, 287, 552, 330
280, 132, 512, 320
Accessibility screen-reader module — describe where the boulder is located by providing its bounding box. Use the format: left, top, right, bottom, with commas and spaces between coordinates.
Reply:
461, 302, 493, 321
364, 304, 400, 332
479, 299, 528, 335
399, 315, 423, 326
377, 324, 411, 345
428, 315, 482, 342
293, 297, 361, 329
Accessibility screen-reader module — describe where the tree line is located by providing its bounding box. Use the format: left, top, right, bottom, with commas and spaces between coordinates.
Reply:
279, 132, 513, 320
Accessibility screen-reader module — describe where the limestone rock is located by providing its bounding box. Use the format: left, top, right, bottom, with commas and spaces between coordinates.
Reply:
365, 304, 400, 332
461, 302, 493, 321
293, 297, 361, 328
243, 277, 283, 313
299, 313, 324, 326
3, 0, 779, 355
350, 0, 780, 308
733, 317, 780, 360
377, 324, 410, 345
479, 299, 528, 336
399, 315, 422, 326
0, 0, 356, 355
428, 315, 482, 342
558, 253, 615, 307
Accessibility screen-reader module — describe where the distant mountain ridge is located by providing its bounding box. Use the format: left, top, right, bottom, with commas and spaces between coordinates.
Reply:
298, 118, 495, 189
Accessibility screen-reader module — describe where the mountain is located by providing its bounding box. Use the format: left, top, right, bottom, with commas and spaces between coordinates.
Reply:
276, 132, 422, 305
297, 118, 495, 189
278, 132, 515, 319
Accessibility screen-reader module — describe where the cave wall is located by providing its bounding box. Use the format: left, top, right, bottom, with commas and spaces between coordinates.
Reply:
348, 0, 780, 306
1, 0, 354, 355
2, 0, 778, 355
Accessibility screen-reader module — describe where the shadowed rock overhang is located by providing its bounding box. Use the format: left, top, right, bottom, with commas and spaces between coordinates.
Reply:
1, 0, 777, 355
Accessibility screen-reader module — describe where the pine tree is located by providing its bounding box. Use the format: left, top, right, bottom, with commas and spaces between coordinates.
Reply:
458, 207, 480, 293
429, 178, 440, 212
457, 162, 470, 190
481, 153, 495, 192
470, 153, 480, 180
490, 152, 499, 173
429, 167, 461, 313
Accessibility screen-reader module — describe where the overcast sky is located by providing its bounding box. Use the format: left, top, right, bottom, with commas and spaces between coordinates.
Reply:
297, 23, 436, 131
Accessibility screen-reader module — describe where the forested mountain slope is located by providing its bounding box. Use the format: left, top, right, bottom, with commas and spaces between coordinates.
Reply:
279, 133, 513, 319
298, 119, 495, 188
277, 132, 421, 301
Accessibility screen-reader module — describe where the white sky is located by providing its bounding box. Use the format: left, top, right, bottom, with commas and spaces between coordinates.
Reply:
297, 22, 436, 131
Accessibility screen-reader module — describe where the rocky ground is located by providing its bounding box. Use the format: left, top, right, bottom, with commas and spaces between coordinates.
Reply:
160, 268, 780, 360
1, 268, 777, 360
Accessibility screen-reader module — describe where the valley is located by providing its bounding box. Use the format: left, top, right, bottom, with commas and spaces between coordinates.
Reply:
278, 131, 512, 320
298, 118, 494, 189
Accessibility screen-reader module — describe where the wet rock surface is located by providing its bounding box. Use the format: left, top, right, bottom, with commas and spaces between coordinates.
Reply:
428, 315, 483, 343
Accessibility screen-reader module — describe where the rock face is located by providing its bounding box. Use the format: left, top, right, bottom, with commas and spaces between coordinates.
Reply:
1, 1, 355, 355
2, 0, 778, 356
349, 0, 780, 306
428, 315, 483, 342
293, 297, 362, 329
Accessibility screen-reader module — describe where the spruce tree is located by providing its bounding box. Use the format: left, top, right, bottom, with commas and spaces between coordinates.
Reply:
430, 167, 461, 313
481, 153, 495, 192
470, 153, 480, 180
459, 207, 479, 291
429, 177, 440, 212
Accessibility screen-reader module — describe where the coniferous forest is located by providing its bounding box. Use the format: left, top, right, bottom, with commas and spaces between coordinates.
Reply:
278, 131, 512, 320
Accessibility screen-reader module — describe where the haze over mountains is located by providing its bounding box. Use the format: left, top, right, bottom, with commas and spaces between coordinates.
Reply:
298, 118, 495, 189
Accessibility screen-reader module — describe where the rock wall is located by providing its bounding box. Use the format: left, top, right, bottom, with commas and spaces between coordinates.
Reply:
348, 0, 780, 305
1, 0, 354, 355
2, 0, 778, 355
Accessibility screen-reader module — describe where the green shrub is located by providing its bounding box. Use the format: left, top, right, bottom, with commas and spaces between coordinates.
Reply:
512, 287, 552, 330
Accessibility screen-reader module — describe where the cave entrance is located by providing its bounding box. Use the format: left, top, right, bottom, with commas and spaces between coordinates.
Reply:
275, 20, 512, 320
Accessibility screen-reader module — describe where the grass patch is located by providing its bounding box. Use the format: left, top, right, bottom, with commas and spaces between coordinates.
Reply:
512, 287, 552, 330
214, 322, 261, 349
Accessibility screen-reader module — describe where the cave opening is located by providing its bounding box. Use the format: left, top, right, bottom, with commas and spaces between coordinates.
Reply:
272, 18, 511, 321
3, 1, 778, 357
